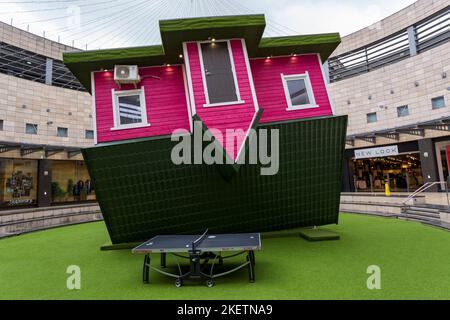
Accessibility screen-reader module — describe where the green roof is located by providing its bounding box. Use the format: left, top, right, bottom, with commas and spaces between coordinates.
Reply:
257, 33, 342, 62
159, 14, 266, 61
63, 14, 341, 92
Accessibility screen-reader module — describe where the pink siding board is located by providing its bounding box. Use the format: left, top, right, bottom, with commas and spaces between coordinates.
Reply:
186, 40, 256, 160
250, 55, 333, 124
93, 66, 190, 143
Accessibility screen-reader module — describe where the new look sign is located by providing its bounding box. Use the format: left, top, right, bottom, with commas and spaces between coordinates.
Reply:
354, 145, 399, 159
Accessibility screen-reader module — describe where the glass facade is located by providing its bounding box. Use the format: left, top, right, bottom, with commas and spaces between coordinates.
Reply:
51, 160, 95, 203
0, 158, 95, 209
351, 153, 423, 192
0, 159, 38, 208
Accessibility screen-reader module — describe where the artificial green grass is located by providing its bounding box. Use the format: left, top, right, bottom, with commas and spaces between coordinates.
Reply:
1, 213, 450, 300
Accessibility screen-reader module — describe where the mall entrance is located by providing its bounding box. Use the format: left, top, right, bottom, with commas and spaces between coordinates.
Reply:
351, 152, 423, 193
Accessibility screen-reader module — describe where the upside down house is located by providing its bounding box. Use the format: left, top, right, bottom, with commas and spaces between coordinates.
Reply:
64, 14, 347, 245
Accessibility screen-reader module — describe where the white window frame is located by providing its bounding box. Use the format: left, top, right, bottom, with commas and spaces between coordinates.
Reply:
197, 40, 245, 108
111, 87, 150, 131
281, 72, 318, 111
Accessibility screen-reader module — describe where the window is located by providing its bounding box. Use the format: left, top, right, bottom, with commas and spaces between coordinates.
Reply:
432, 96, 446, 109
199, 41, 243, 107
51, 160, 95, 204
85, 130, 94, 139
397, 105, 409, 117
0, 158, 38, 208
367, 112, 377, 123
0, 42, 85, 92
281, 73, 317, 111
25, 123, 37, 135
57, 127, 68, 137
111, 88, 149, 130
0, 120, 3, 131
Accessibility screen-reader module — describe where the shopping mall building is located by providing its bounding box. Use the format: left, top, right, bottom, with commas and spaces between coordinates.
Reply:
0, 0, 449, 212
329, 0, 450, 193
0, 21, 95, 210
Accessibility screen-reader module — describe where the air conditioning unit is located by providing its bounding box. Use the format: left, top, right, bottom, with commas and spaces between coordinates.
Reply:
114, 65, 140, 84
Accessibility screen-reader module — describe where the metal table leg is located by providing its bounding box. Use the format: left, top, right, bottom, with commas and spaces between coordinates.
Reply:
161, 252, 167, 268
143, 254, 150, 284
247, 251, 255, 283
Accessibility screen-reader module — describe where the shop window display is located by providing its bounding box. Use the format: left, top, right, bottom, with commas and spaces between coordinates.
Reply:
0, 159, 38, 208
352, 153, 423, 192
51, 160, 95, 203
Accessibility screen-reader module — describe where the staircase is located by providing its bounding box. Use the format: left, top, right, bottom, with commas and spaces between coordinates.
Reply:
340, 191, 450, 231
402, 204, 445, 222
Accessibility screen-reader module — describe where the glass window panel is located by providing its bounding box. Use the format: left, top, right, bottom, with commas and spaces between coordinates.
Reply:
367, 112, 378, 123
0, 159, 38, 207
397, 105, 409, 117
57, 127, 68, 137
25, 123, 37, 135
117, 94, 142, 125
85, 130, 94, 139
286, 79, 310, 106
432, 96, 446, 109
51, 160, 95, 204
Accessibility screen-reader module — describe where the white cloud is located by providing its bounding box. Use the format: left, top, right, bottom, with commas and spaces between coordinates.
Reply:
0, 0, 418, 49
263, 0, 417, 35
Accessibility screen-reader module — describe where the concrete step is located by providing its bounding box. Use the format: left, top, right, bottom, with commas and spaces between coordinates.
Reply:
409, 204, 450, 213
401, 212, 441, 222
403, 209, 441, 219
0, 208, 103, 238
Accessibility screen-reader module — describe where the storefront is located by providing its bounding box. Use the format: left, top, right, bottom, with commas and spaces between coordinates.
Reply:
343, 141, 425, 192
0, 157, 95, 209
343, 138, 450, 193
435, 137, 450, 186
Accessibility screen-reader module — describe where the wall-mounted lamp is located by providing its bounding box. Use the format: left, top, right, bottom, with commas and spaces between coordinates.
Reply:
414, 81, 420, 87
47, 121, 53, 125
442, 72, 447, 79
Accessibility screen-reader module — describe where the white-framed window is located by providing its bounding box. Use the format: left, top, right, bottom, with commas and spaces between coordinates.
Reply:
111, 87, 149, 131
281, 73, 318, 111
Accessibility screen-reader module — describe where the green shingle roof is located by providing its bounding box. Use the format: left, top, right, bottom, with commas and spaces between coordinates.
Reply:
63, 14, 341, 92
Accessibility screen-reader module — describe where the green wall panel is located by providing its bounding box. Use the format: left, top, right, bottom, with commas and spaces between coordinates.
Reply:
82, 115, 347, 244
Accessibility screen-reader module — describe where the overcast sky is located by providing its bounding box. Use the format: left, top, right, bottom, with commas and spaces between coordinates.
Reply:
0, 0, 417, 49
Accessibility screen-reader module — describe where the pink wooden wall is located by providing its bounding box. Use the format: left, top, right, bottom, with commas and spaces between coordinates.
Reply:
93, 65, 191, 144
93, 44, 334, 151
186, 40, 257, 160
250, 54, 333, 124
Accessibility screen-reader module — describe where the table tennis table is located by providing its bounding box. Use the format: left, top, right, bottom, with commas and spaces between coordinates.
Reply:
132, 230, 261, 287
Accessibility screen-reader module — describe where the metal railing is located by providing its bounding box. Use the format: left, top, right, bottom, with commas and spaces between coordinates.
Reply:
402, 181, 450, 206
329, 5, 450, 83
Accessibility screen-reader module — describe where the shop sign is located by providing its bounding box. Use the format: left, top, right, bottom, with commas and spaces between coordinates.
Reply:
354, 145, 399, 159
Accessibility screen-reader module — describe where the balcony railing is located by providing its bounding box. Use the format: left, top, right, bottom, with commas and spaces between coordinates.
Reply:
329, 5, 450, 83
